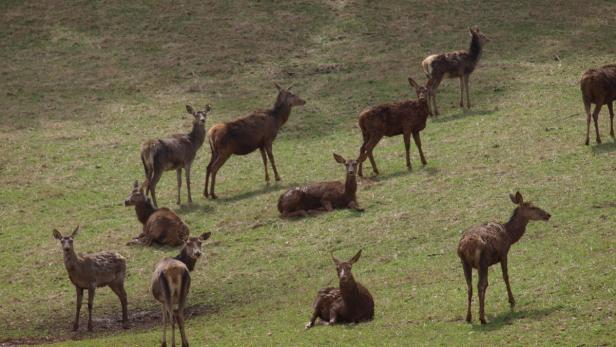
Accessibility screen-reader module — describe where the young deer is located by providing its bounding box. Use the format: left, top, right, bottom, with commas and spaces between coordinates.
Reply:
580, 64, 616, 145
53, 226, 129, 331
457, 192, 551, 324
305, 250, 374, 329
204, 84, 305, 199
357, 77, 430, 177
141, 104, 212, 207
422, 27, 490, 116
151, 232, 211, 347
124, 180, 190, 247
277, 153, 365, 217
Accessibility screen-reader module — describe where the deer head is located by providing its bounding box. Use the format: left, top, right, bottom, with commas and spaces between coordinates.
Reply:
182, 232, 211, 259
469, 27, 490, 45
274, 83, 306, 107
509, 191, 551, 221
186, 104, 212, 124
332, 249, 362, 284
333, 153, 362, 177
124, 180, 147, 206
53, 225, 80, 253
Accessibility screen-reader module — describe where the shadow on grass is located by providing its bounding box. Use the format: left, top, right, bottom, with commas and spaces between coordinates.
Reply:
359, 165, 438, 184
176, 202, 214, 214
216, 182, 298, 203
472, 305, 563, 332
590, 141, 616, 154
430, 109, 496, 123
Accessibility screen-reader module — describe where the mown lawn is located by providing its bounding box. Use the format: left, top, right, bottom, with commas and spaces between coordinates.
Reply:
1, 0, 615, 346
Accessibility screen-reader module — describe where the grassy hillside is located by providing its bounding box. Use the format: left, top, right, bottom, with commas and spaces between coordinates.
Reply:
1, 0, 616, 346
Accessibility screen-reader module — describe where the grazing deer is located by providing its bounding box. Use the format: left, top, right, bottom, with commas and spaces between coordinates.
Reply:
53, 226, 129, 332
204, 83, 305, 199
141, 104, 212, 207
124, 180, 190, 247
580, 64, 616, 145
421, 27, 490, 116
151, 232, 211, 347
305, 250, 374, 329
357, 77, 430, 177
278, 153, 365, 217
457, 192, 551, 324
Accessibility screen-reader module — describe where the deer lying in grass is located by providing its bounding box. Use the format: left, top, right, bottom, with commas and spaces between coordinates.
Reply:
205, 84, 305, 199
53, 226, 129, 331
305, 250, 374, 329
277, 153, 365, 217
457, 192, 551, 324
357, 77, 430, 177
422, 27, 490, 116
151, 232, 211, 347
580, 64, 616, 145
141, 104, 212, 207
124, 180, 190, 247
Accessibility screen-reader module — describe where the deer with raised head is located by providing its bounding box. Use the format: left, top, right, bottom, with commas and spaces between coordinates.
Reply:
580, 64, 616, 145
457, 192, 551, 324
357, 77, 430, 177
305, 249, 374, 329
278, 153, 365, 218
141, 104, 212, 207
422, 27, 490, 116
53, 226, 129, 332
204, 83, 305, 199
124, 180, 190, 247
151, 232, 211, 347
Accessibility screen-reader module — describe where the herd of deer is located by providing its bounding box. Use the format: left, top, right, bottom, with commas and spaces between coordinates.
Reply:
51, 26, 616, 346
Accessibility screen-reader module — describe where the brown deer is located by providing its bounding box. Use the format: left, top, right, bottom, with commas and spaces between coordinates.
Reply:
580, 64, 616, 145
305, 249, 374, 329
151, 232, 211, 347
124, 180, 190, 247
141, 104, 212, 207
457, 192, 551, 324
204, 84, 305, 199
53, 226, 129, 332
357, 77, 430, 177
277, 153, 365, 217
421, 27, 490, 116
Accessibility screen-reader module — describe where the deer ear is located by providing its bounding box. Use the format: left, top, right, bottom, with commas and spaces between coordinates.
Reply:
274, 82, 282, 91
333, 153, 346, 164
509, 192, 523, 204
186, 105, 195, 114
204, 104, 212, 113
331, 253, 341, 266
71, 225, 80, 238
199, 232, 211, 241
349, 249, 362, 264
408, 76, 419, 89
53, 229, 62, 240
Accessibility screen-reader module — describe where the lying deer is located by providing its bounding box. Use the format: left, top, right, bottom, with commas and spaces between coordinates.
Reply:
580, 64, 616, 145
422, 27, 490, 115
277, 153, 365, 217
124, 180, 190, 247
305, 250, 374, 329
53, 226, 129, 331
205, 83, 305, 199
457, 192, 551, 324
357, 77, 430, 177
151, 232, 211, 347
141, 104, 212, 207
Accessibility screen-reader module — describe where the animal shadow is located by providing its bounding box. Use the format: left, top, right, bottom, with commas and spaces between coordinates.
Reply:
472, 305, 563, 331
217, 182, 298, 203
590, 141, 616, 154
176, 202, 214, 214
430, 108, 495, 123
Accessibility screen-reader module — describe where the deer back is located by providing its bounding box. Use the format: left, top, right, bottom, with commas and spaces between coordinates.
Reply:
69, 252, 126, 288
144, 208, 190, 247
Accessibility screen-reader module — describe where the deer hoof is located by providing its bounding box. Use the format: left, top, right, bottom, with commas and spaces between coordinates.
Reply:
211, 194, 218, 200
480, 318, 487, 325
305, 322, 313, 330
275, 177, 281, 182
465, 314, 472, 323
72, 323, 79, 331
585, 138, 589, 145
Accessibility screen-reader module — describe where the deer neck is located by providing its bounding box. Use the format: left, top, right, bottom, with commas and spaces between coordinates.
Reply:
271, 100, 292, 127
344, 173, 357, 199
63, 247, 81, 272
340, 276, 361, 303
175, 248, 197, 271
189, 121, 207, 149
468, 35, 483, 62
504, 207, 529, 244
135, 198, 157, 224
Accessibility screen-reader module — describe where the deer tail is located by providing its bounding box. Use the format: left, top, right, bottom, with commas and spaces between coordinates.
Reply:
178, 269, 191, 310
158, 271, 172, 312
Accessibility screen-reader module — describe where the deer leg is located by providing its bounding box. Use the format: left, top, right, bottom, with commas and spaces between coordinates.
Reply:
412, 131, 427, 165
87, 287, 95, 332
321, 200, 333, 212
462, 261, 473, 323
265, 143, 281, 181
431, 78, 442, 116
176, 309, 188, 347
161, 304, 167, 347
73, 287, 83, 331
204, 152, 217, 198
459, 76, 465, 108
358, 134, 368, 177
259, 147, 270, 182
363, 136, 382, 176
184, 164, 192, 204
110, 283, 129, 329
149, 170, 163, 208
464, 75, 471, 109
478, 264, 489, 325
608, 102, 614, 139
500, 257, 515, 309
170, 309, 176, 347
328, 308, 338, 325
348, 200, 364, 212
209, 153, 230, 200
593, 104, 603, 144
176, 168, 182, 205
403, 130, 412, 171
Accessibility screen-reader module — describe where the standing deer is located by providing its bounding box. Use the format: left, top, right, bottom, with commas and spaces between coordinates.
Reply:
305, 249, 374, 329
457, 192, 551, 324
580, 64, 616, 145
151, 232, 211, 347
204, 83, 305, 199
141, 104, 212, 207
277, 153, 365, 217
357, 77, 430, 177
421, 27, 490, 116
124, 180, 190, 247
53, 226, 129, 331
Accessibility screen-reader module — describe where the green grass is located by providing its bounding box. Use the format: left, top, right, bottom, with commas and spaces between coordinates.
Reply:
1, 0, 616, 346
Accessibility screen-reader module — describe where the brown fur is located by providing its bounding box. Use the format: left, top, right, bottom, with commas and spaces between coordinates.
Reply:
357, 77, 430, 177
151, 232, 211, 347
305, 250, 374, 329
204, 84, 305, 199
277, 153, 365, 217
53, 226, 129, 332
580, 64, 616, 145
457, 192, 551, 324
124, 181, 190, 247
141, 104, 212, 207
421, 27, 489, 115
